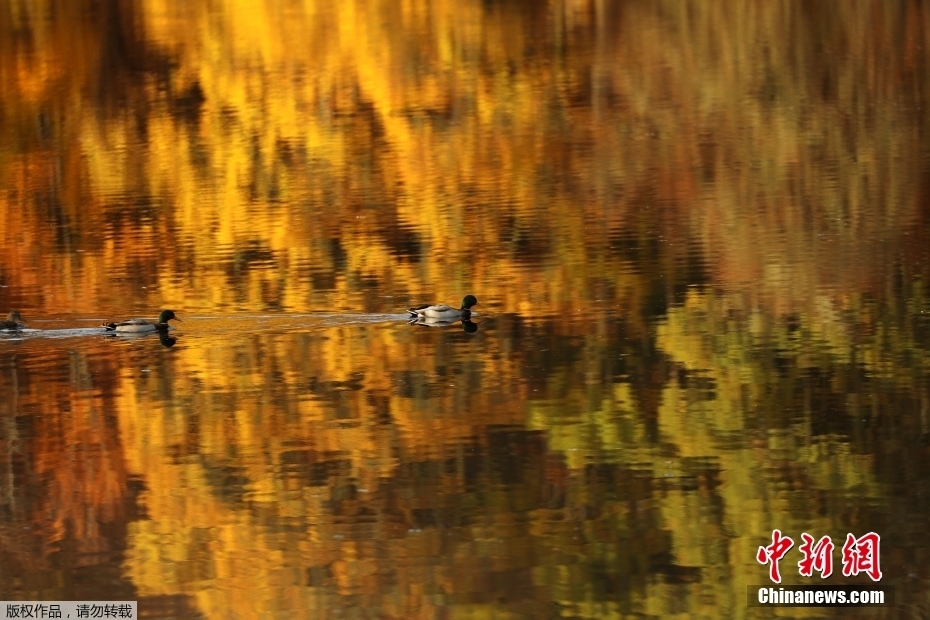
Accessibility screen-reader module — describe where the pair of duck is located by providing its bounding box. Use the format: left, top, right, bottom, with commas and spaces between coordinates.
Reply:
2, 296, 479, 332
0, 310, 181, 333
101, 297, 480, 326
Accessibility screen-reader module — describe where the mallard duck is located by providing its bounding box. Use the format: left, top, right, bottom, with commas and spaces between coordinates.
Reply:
407, 295, 479, 320
102, 310, 181, 333
0, 311, 27, 330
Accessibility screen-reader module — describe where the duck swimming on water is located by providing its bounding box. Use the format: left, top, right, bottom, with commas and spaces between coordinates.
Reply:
102, 310, 181, 333
407, 295, 479, 320
0, 311, 27, 330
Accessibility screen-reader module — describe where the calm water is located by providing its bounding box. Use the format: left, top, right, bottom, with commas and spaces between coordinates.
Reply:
2, 1, 930, 618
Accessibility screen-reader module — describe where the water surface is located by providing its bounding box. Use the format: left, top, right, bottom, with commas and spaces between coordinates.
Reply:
2, 1, 930, 618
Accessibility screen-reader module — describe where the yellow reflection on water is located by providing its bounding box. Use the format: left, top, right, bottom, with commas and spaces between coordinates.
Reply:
2, 0, 930, 618
1, 0, 925, 319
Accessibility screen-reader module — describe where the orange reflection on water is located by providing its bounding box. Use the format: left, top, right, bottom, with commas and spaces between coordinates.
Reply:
2, 1, 930, 618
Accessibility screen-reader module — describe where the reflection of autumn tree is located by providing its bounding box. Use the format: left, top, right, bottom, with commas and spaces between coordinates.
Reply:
660, 287, 930, 616
0, 341, 142, 600
2, 1, 929, 319
123, 415, 674, 618
2, 1, 930, 618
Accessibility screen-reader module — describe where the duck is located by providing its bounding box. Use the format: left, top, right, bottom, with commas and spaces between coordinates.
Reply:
102, 310, 181, 333
0, 311, 27, 330
407, 295, 479, 320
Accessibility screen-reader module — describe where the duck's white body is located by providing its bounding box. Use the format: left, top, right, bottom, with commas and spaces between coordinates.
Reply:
102, 310, 180, 334
407, 295, 480, 320
110, 319, 163, 333
408, 304, 466, 320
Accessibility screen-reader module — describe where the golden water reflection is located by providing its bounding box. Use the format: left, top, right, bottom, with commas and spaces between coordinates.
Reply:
2, 0, 930, 618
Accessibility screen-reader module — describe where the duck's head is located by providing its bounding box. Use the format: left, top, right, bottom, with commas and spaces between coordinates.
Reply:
461, 295, 480, 309
158, 310, 181, 324
6, 311, 26, 325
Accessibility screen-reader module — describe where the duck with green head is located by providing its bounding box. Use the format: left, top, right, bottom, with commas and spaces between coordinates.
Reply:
407, 295, 479, 320
0, 311, 27, 330
102, 310, 181, 333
